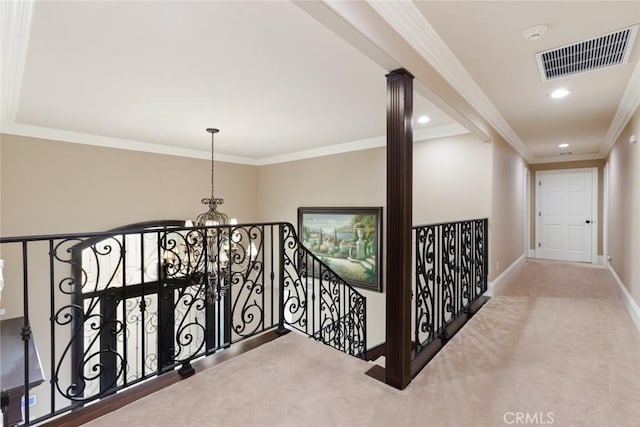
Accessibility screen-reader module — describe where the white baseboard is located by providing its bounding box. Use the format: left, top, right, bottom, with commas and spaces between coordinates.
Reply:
607, 263, 640, 334
485, 254, 525, 297
526, 250, 605, 266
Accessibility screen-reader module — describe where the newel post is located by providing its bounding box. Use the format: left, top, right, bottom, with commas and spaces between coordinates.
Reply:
385, 68, 414, 390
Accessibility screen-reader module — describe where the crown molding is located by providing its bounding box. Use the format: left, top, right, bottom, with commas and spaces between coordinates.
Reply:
530, 152, 605, 165
600, 56, 640, 157
256, 123, 469, 166
367, 0, 533, 163
2, 123, 259, 165
256, 135, 386, 166
1, 0, 34, 127
2, 121, 469, 167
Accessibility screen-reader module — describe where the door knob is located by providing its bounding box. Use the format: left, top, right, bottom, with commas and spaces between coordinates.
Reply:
585, 220, 591, 224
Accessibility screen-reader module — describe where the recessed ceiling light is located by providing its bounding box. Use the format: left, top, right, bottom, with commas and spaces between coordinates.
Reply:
417, 115, 431, 124
558, 143, 570, 148
550, 88, 570, 99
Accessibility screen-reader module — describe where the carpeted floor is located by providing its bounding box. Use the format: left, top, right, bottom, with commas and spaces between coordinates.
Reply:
86, 259, 640, 426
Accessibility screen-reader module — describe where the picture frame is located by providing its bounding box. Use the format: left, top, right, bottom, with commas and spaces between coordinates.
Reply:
297, 207, 383, 293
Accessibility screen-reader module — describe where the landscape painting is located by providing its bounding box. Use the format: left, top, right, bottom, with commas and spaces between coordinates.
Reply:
297, 207, 382, 292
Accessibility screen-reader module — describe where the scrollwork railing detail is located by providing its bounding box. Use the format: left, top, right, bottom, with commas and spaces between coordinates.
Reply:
281, 224, 366, 357
413, 219, 488, 355
0, 220, 366, 425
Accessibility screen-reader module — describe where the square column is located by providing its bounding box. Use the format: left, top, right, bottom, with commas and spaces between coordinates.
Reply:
385, 68, 414, 390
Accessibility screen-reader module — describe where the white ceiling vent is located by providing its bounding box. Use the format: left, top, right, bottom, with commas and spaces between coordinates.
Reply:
536, 25, 638, 81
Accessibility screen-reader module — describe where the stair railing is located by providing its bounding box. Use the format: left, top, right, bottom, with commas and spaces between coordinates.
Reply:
0, 220, 366, 426
413, 218, 488, 367
279, 224, 367, 357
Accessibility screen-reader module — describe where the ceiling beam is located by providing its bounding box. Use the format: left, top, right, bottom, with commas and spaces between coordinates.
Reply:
295, 1, 498, 147
364, 0, 533, 163
1, 0, 34, 129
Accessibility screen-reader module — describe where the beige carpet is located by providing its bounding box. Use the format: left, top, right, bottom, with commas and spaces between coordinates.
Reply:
86, 259, 640, 426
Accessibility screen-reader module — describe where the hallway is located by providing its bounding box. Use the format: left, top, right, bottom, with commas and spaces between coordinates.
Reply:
86, 260, 640, 426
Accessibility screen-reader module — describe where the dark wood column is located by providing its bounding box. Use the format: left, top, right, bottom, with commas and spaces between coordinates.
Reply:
385, 68, 414, 389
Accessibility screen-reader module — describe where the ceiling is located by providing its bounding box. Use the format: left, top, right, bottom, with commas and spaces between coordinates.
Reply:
415, 1, 640, 161
2, 1, 639, 165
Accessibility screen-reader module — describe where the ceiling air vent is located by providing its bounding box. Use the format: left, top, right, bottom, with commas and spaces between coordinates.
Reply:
536, 25, 638, 80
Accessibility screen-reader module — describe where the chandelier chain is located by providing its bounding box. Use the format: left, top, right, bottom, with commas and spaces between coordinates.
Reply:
210, 131, 215, 199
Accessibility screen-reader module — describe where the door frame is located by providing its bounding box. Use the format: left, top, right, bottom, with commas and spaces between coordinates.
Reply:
603, 162, 609, 265
534, 167, 598, 263
524, 168, 531, 257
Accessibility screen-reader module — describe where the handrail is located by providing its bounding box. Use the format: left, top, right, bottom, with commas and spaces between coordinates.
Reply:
412, 217, 488, 229
0, 220, 366, 425
0, 220, 294, 243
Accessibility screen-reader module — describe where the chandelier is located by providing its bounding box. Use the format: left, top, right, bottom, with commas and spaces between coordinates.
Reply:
183, 128, 244, 304
194, 128, 230, 227
162, 129, 257, 308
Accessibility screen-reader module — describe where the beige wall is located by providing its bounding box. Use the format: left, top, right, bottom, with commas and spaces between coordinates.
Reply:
0, 134, 258, 237
413, 134, 492, 225
529, 160, 605, 255
1, 131, 496, 348
257, 133, 492, 345
0, 134, 258, 318
490, 136, 527, 281
607, 107, 640, 305
257, 133, 492, 225
0, 134, 259, 418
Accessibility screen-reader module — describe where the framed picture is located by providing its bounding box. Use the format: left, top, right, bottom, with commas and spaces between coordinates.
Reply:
297, 207, 382, 292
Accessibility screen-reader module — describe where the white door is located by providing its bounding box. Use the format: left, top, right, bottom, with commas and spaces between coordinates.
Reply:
536, 169, 596, 262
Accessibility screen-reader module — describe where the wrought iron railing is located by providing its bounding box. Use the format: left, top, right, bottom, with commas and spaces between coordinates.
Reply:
0, 221, 366, 425
413, 219, 488, 356
280, 224, 367, 357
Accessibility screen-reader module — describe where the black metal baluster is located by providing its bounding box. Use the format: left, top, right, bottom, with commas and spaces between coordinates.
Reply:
49, 239, 56, 414
221, 225, 227, 345
139, 232, 145, 379
277, 227, 286, 333
22, 242, 31, 424
225, 225, 232, 346
262, 224, 272, 326
342, 282, 346, 354
121, 235, 128, 387
483, 219, 489, 293
432, 225, 437, 338
259, 226, 265, 332
411, 232, 421, 357
310, 253, 314, 339
471, 221, 475, 300
205, 227, 216, 351
456, 222, 461, 317
270, 225, 274, 328
348, 288, 353, 355
438, 224, 444, 337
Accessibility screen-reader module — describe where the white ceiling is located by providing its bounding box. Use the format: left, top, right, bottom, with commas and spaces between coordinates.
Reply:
2, 0, 461, 164
2, 1, 640, 165
415, 1, 640, 161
